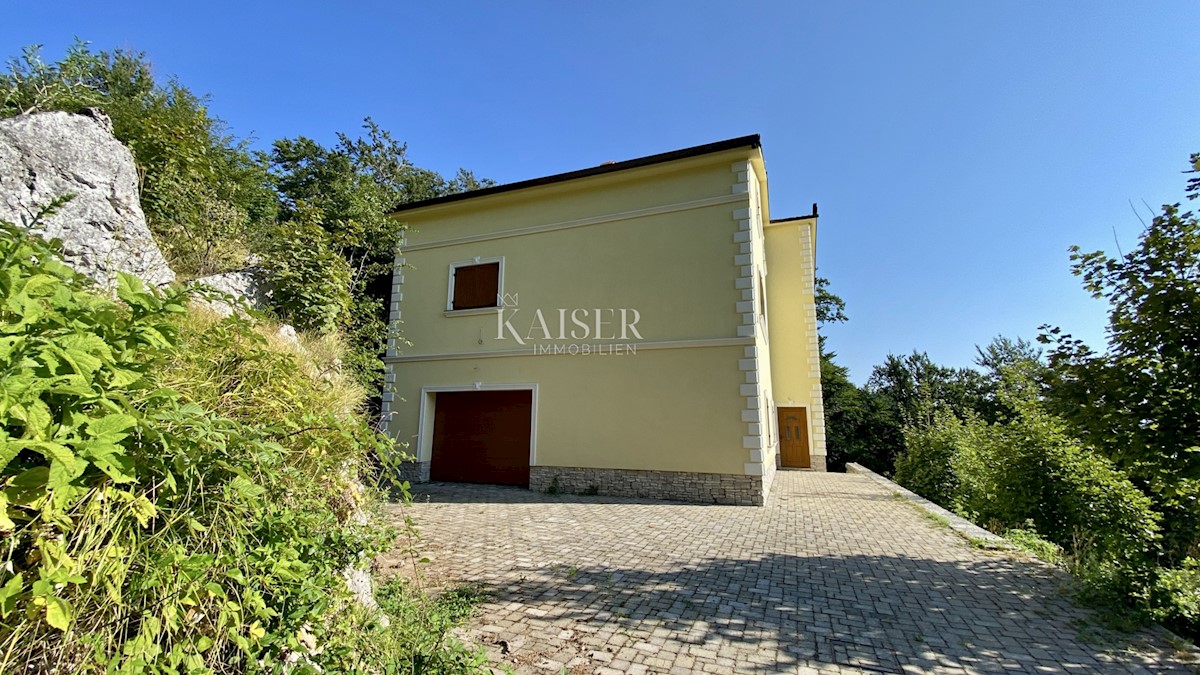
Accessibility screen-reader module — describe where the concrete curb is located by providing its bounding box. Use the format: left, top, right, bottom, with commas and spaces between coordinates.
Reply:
845, 462, 1014, 549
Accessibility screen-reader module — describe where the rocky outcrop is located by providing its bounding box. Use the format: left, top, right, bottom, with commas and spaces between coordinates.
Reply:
0, 110, 175, 287
190, 266, 273, 315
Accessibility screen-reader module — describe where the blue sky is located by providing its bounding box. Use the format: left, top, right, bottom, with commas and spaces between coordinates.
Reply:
5, 2, 1198, 382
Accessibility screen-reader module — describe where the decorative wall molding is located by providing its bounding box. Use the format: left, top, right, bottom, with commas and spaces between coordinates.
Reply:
402, 193, 745, 252
383, 336, 753, 364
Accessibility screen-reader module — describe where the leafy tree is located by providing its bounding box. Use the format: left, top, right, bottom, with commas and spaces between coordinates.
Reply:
269, 119, 494, 390
814, 275, 847, 324
821, 352, 906, 473
974, 335, 1043, 379
1043, 152, 1200, 564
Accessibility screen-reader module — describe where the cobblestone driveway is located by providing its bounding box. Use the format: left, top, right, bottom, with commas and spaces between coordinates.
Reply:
383, 471, 1196, 674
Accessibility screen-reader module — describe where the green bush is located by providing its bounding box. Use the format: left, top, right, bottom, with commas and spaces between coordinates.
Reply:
953, 378, 1159, 585
259, 204, 353, 335
1153, 558, 1200, 635
897, 370, 1160, 611
894, 408, 962, 506
0, 220, 478, 673
1004, 527, 1066, 566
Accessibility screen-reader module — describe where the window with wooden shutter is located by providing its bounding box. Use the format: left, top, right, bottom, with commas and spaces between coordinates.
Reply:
451, 262, 500, 310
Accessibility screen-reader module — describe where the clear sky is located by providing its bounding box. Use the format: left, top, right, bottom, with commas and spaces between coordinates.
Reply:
5, 2, 1198, 382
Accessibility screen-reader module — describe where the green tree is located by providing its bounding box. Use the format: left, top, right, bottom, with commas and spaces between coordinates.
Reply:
1043, 152, 1200, 564
814, 275, 847, 324
268, 119, 494, 390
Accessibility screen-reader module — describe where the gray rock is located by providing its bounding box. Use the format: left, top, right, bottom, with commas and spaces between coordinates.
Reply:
189, 266, 273, 316
0, 111, 175, 287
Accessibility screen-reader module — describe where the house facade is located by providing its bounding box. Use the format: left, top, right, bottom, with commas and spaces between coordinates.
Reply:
381, 136, 825, 506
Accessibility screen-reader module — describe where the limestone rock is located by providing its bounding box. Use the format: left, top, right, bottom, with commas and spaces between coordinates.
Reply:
189, 266, 273, 316
0, 111, 175, 287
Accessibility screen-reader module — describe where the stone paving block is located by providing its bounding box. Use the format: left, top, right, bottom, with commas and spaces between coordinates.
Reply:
386, 472, 1198, 674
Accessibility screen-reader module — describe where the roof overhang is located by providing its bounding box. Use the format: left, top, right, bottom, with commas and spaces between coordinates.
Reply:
390, 134, 763, 217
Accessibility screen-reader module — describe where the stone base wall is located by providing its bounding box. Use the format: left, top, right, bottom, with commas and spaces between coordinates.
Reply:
397, 460, 430, 484
529, 466, 765, 506
810, 455, 827, 472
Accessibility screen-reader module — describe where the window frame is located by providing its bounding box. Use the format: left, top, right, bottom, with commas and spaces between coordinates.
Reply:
446, 256, 505, 314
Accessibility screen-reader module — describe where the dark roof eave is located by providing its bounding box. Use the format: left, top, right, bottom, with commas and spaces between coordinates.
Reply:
390, 134, 761, 215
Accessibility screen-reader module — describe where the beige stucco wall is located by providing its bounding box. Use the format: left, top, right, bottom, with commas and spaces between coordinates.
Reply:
764, 217, 827, 463
394, 201, 743, 354
389, 346, 748, 475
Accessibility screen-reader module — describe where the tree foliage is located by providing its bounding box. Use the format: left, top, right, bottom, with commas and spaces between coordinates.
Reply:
1042, 152, 1200, 566
268, 119, 495, 389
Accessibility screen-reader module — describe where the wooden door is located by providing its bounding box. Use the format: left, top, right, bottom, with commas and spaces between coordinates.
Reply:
778, 407, 810, 468
430, 390, 532, 486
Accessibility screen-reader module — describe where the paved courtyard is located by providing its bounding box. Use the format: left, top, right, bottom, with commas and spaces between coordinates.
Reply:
382, 471, 1197, 674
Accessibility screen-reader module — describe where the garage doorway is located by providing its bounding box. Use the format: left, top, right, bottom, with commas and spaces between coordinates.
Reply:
430, 390, 533, 486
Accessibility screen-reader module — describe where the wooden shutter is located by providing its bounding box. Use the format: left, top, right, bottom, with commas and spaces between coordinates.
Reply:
452, 262, 500, 310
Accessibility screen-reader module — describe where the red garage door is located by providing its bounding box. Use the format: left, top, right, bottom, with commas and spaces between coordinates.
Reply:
430, 390, 532, 486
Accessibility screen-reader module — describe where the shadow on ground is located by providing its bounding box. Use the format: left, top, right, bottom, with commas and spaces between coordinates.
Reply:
470, 554, 1190, 673
388, 481, 1196, 673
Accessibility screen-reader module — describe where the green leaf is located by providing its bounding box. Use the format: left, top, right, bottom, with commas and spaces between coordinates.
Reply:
130, 494, 157, 528
11, 399, 52, 439
0, 573, 23, 618
86, 413, 138, 441
5, 466, 49, 504
30, 440, 74, 468
21, 274, 61, 297
0, 493, 13, 532
115, 273, 152, 310
77, 440, 136, 483
45, 595, 71, 631
55, 342, 103, 378
226, 475, 266, 500
0, 439, 19, 475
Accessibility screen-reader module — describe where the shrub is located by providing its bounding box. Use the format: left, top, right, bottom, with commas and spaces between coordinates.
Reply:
1153, 558, 1200, 636
895, 368, 1160, 610
951, 376, 1160, 588
259, 205, 353, 335
0, 219, 476, 672
894, 408, 962, 506
1005, 526, 1066, 566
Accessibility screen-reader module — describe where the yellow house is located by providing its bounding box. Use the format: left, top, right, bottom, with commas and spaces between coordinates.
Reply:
382, 135, 825, 505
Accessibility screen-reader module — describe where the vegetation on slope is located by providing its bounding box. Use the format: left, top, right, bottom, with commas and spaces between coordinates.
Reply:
0, 216, 485, 672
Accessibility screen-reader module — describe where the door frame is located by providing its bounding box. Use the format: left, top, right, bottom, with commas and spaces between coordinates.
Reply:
777, 405, 811, 469
417, 383, 539, 468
